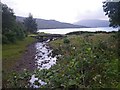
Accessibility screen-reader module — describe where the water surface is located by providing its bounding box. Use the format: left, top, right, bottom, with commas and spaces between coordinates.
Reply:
29, 40, 60, 88
38, 27, 118, 34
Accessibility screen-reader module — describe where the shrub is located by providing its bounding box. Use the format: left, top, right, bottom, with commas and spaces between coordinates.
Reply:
63, 38, 70, 44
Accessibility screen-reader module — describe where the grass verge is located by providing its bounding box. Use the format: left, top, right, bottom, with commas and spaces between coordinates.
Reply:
2, 36, 36, 85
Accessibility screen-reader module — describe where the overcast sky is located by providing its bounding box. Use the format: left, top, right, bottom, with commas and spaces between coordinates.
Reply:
2, 0, 108, 23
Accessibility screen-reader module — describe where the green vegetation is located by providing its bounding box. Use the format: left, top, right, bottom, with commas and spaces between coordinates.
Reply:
2, 3, 26, 44
102, 2, 120, 87
2, 3, 37, 44
6, 32, 119, 89
37, 33, 119, 88
2, 36, 35, 87
2, 3, 38, 88
63, 38, 70, 44
2, 36, 35, 70
5, 69, 32, 88
103, 1, 120, 27
3, 37, 35, 60
24, 13, 37, 34
2, 1, 120, 89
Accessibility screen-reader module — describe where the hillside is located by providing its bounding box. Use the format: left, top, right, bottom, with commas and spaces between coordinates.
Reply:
16, 16, 87, 29
74, 19, 110, 28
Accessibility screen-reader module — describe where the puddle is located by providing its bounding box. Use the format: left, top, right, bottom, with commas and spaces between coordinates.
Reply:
29, 39, 60, 88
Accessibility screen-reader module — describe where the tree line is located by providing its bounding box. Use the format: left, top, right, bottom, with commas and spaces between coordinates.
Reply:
2, 3, 37, 44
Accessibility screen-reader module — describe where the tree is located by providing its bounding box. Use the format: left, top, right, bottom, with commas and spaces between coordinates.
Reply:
2, 3, 26, 44
2, 4, 16, 34
103, 1, 120, 73
23, 13, 37, 34
103, 1, 120, 27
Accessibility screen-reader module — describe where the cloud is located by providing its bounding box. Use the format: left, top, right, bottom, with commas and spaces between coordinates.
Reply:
75, 4, 108, 22
2, 0, 108, 23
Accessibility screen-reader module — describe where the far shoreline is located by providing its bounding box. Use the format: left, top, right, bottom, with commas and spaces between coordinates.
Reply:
37, 27, 118, 34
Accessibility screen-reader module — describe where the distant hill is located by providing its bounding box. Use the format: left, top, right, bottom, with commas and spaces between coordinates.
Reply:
16, 16, 87, 29
74, 19, 110, 28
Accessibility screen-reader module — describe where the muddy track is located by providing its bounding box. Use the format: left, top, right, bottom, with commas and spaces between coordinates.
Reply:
12, 42, 37, 73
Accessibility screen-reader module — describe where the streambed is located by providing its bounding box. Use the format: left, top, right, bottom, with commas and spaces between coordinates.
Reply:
29, 39, 60, 88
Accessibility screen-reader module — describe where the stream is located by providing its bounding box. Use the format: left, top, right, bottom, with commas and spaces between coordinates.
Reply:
29, 39, 60, 88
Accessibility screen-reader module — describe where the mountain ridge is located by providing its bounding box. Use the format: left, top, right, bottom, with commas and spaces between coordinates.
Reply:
16, 16, 88, 29
74, 19, 110, 28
